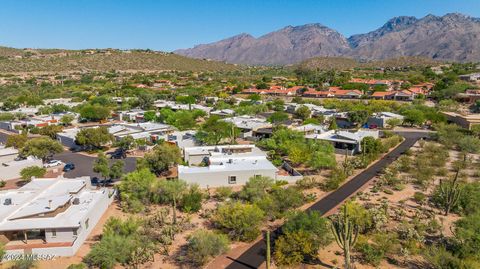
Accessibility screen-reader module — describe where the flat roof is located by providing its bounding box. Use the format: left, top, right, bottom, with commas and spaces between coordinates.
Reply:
178, 157, 277, 174
0, 177, 110, 231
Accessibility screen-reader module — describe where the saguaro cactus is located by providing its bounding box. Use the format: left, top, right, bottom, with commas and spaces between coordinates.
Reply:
440, 169, 462, 216
330, 205, 359, 269
265, 230, 271, 269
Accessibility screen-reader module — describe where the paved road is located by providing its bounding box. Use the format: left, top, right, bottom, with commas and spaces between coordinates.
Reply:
54, 152, 137, 178
225, 131, 427, 269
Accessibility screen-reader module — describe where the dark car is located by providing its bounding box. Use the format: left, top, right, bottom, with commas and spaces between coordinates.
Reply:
108, 149, 126, 159
63, 163, 75, 172
91, 177, 100, 186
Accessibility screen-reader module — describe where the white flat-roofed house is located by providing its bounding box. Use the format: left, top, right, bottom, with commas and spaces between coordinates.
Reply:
178, 145, 278, 188
108, 122, 174, 142
306, 129, 379, 155
291, 124, 328, 136
210, 109, 235, 118
367, 112, 404, 128
0, 176, 115, 258
222, 116, 272, 139
154, 100, 212, 114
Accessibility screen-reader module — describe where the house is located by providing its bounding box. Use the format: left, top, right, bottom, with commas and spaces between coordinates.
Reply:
305, 129, 379, 155
108, 122, 174, 141
457, 89, 480, 103
43, 98, 84, 108
0, 176, 115, 258
178, 145, 279, 188
164, 130, 198, 150
442, 112, 480, 130
302, 87, 363, 99
284, 103, 336, 119
210, 109, 235, 118
242, 86, 298, 96
367, 112, 404, 128
153, 100, 212, 114
112, 109, 147, 122
222, 116, 272, 140
370, 90, 415, 101
459, 73, 480, 83
291, 124, 328, 135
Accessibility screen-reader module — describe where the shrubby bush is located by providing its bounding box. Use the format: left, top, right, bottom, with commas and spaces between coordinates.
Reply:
186, 230, 230, 266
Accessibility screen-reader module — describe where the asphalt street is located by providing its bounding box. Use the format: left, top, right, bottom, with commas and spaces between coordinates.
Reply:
54, 151, 137, 178
225, 131, 427, 269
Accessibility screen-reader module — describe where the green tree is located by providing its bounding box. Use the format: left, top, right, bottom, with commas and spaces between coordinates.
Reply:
6, 134, 28, 149
116, 135, 136, 150
20, 137, 63, 161
143, 143, 181, 175
386, 118, 402, 129
186, 230, 230, 266
239, 176, 274, 202
118, 169, 157, 212
20, 166, 46, 182
109, 161, 124, 180
181, 184, 204, 213
267, 111, 289, 125
347, 110, 369, 127
75, 127, 114, 151
93, 152, 110, 179
60, 114, 75, 126
403, 109, 425, 126
328, 118, 338, 130
196, 116, 236, 145
295, 105, 311, 120
80, 104, 111, 122
213, 201, 265, 241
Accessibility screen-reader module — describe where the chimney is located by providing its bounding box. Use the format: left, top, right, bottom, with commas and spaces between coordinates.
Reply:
48, 200, 52, 209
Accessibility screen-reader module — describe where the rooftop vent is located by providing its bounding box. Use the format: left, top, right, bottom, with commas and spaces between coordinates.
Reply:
72, 198, 80, 205
4, 198, 12, 205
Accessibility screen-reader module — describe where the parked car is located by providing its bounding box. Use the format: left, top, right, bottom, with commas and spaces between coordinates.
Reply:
108, 149, 127, 159
63, 163, 75, 172
44, 160, 63, 168
91, 177, 113, 186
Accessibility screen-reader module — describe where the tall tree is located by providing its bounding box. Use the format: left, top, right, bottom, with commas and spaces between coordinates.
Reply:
20, 137, 63, 161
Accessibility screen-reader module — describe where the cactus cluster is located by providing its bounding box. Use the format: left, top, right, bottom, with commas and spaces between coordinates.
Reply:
439, 169, 462, 216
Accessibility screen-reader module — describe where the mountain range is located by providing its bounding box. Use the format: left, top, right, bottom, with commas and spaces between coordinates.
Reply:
175, 13, 480, 65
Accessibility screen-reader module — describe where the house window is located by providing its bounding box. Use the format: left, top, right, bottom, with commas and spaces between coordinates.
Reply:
51, 229, 56, 237
228, 176, 237, 184
85, 219, 89, 229
254, 174, 261, 179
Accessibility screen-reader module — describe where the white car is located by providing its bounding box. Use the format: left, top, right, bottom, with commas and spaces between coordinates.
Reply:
43, 160, 63, 168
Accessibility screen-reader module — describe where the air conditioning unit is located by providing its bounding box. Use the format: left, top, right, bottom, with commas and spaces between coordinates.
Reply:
4, 198, 12, 205
72, 198, 80, 205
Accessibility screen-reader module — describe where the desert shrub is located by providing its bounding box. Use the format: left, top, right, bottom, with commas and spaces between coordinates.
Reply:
186, 230, 230, 266
181, 184, 204, 213
295, 177, 318, 189
213, 202, 265, 241
215, 186, 233, 200
274, 231, 316, 266
355, 237, 385, 266
413, 192, 426, 204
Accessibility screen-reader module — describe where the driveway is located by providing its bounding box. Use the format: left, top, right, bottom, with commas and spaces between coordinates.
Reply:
223, 131, 427, 269
53, 151, 137, 178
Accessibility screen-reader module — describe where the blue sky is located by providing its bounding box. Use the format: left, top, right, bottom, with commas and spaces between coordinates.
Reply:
1, 0, 479, 51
